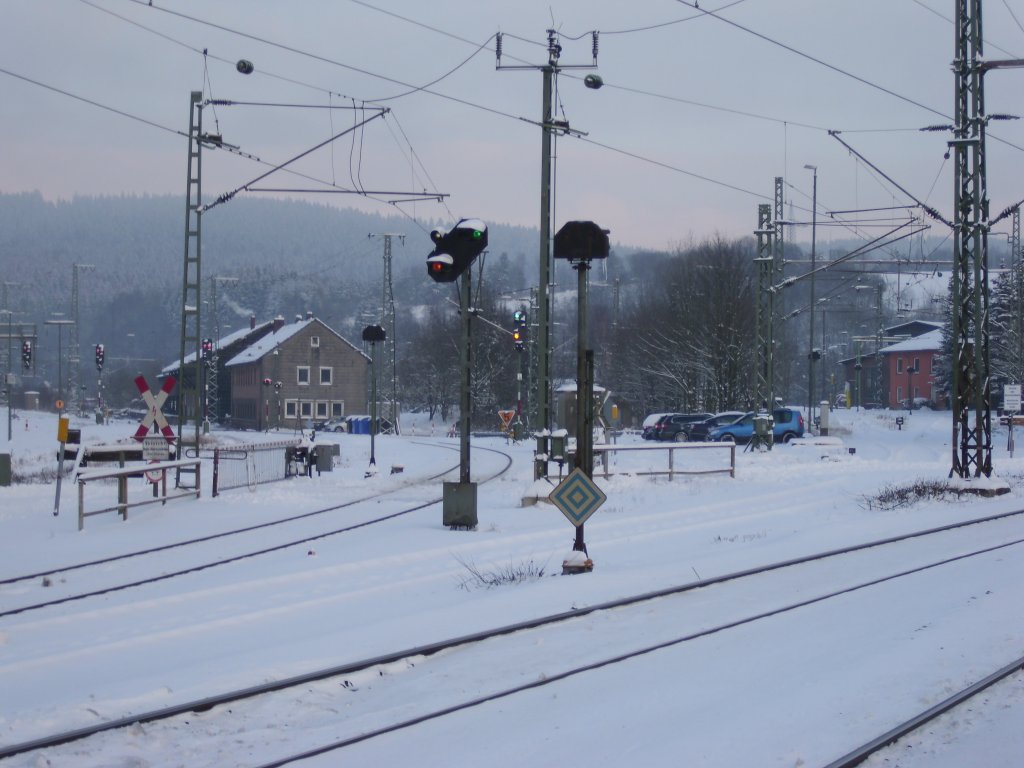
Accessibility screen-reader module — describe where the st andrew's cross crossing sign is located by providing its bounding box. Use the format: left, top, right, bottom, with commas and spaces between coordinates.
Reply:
133, 374, 176, 444
549, 467, 606, 527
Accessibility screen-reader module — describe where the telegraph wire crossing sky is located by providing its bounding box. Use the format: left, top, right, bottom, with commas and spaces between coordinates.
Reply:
1, 0, 1023, 252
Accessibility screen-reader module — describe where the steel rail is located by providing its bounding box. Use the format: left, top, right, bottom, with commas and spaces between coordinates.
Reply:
0, 442, 463, 587
0, 440, 485, 586
0, 443, 512, 618
822, 654, 1024, 768
249, 536, 1024, 768
4, 506, 1023, 761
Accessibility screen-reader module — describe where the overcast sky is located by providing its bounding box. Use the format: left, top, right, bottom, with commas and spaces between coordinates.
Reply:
2, 0, 1023, 252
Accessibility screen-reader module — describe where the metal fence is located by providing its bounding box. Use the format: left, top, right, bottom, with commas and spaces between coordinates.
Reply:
592, 442, 736, 480
211, 439, 301, 495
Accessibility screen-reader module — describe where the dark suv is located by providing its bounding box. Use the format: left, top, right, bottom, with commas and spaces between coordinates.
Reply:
654, 412, 714, 442
686, 411, 747, 442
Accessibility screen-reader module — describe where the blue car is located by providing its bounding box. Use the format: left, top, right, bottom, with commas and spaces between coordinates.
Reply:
708, 408, 805, 444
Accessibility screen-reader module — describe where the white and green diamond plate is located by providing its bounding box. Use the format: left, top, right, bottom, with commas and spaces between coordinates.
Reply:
550, 467, 606, 527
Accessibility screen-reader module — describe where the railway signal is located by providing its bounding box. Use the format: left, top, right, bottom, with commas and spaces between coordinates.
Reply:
426, 218, 488, 282
21, 340, 32, 370
94, 343, 105, 371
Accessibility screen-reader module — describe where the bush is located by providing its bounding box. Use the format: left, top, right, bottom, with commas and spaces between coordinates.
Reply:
862, 479, 968, 510
455, 555, 548, 590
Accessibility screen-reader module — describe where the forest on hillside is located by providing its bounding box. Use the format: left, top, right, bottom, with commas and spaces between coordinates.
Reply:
0, 192, 963, 428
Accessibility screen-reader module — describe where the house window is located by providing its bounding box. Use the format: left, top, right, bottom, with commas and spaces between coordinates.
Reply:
896, 386, 903, 402
300, 401, 313, 418
319, 366, 333, 385
896, 359, 904, 374
284, 400, 298, 419
930, 357, 935, 373
315, 401, 329, 419
310, 335, 320, 348
297, 366, 310, 386
913, 357, 920, 373
332, 401, 344, 418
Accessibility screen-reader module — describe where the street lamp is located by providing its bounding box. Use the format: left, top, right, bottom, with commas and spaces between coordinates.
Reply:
804, 164, 818, 430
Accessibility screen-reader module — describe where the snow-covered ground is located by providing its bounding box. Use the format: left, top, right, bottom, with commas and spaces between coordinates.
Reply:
1, 407, 1023, 766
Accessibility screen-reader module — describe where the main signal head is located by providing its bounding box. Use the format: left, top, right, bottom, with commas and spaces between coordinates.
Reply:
426, 218, 488, 282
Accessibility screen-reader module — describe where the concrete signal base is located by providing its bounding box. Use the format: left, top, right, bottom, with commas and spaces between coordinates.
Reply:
562, 549, 594, 575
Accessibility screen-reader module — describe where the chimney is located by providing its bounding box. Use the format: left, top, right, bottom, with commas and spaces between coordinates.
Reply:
306, 310, 314, 320
250, 314, 256, 330
273, 315, 285, 333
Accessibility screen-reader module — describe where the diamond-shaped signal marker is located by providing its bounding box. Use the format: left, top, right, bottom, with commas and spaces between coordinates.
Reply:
550, 467, 607, 527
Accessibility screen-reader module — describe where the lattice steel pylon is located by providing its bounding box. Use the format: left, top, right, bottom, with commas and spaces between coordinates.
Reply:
949, 0, 992, 478
1014, 207, 1022, 378
772, 176, 785, 402
370, 233, 403, 434
753, 205, 775, 450
177, 91, 204, 465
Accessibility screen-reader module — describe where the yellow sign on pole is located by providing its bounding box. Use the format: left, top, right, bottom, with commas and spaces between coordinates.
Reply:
57, 416, 70, 443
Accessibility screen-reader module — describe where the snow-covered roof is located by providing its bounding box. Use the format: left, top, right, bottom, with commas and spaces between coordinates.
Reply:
554, 381, 607, 394
162, 322, 273, 375
880, 328, 943, 354
224, 317, 370, 367
225, 318, 315, 367
885, 320, 942, 335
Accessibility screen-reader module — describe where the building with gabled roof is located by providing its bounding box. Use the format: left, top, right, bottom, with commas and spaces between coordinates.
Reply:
838, 322, 946, 409
224, 314, 369, 431
879, 328, 945, 409
160, 315, 278, 422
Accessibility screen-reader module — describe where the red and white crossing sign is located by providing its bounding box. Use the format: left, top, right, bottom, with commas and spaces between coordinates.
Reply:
133, 375, 176, 444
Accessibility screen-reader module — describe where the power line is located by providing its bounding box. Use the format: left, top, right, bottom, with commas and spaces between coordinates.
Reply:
561, 0, 751, 38
908, 0, 1022, 58
672, 0, 950, 121
673, 0, 1024, 155
0, 65, 186, 139
829, 130, 953, 227
365, 35, 497, 103
75, 0, 362, 102
576, 135, 769, 200
97, 2, 784, 214
1001, 0, 1024, 39
582, 76, 828, 132
124, 0, 531, 126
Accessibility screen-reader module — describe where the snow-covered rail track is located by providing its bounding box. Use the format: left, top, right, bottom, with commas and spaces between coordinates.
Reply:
4, 506, 1023, 765
0, 442, 512, 618
823, 654, 1024, 768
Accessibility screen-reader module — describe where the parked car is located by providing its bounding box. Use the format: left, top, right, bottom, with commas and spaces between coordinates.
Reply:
708, 408, 805, 444
686, 411, 747, 442
641, 413, 677, 440
900, 397, 937, 411
317, 418, 347, 433
654, 412, 714, 442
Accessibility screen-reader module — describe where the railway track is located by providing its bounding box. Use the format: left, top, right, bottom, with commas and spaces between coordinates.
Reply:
823, 654, 1024, 767
5, 505, 1023, 765
0, 441, 512, 618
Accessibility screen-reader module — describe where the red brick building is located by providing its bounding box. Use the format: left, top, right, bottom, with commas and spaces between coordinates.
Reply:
879, 329, 945, 408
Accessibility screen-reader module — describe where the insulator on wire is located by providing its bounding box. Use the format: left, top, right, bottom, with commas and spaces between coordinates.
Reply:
495, 33, 502, 63
592, 32, 599, 61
